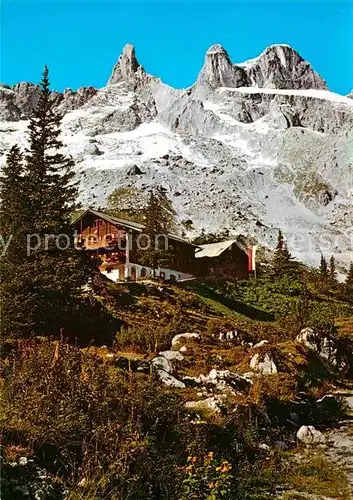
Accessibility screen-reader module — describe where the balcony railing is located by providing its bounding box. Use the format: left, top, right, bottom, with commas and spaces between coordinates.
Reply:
74, 236, 127, 251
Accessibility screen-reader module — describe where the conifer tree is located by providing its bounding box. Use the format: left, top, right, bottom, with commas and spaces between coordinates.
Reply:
1, 68, 95, 338
319, 254, 328, 278
25, 66, 77, 237
0, 145, 25, 240
329, 255, 337, 283
137, 187, 175, 276
345, 262, 353, 296
272, 230, 296, 277
0, 146, 33, 336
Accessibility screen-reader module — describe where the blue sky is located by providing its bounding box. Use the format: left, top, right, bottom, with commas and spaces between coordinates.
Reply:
1, 1, 352, 95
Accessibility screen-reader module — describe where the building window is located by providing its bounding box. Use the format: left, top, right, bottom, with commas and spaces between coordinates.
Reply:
140, 267, 147, 278
170, 274, 176, 281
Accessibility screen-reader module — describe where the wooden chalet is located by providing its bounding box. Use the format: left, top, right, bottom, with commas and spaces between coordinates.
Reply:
195, 239, 249, 280
71, 209, 196, 282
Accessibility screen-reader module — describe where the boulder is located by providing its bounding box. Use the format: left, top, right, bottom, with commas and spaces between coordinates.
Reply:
185, 396, 222, 414
179, 346, 188, 353
159, 350, 184, 362
296, 425, 325, 444
250, 353, 278, 375
171, 333, 201, 347
158, 350, 184, 370
207, 369, 251, 392
156, 370, 185, 388
253, 340, 269, 349
84, 143, 103, 156
126, 164, 143, 175
182, 369, 251, 394
151, 356, 172, 373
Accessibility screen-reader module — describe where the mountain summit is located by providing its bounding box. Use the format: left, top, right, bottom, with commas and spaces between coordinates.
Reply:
107, 44, 146, 85
196, 43, 327, 93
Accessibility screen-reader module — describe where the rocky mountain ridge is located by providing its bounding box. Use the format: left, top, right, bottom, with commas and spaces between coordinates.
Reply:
1, 43, 353, 270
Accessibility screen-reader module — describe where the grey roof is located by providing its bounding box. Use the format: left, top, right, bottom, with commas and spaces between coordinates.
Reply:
195, 239, 247, 259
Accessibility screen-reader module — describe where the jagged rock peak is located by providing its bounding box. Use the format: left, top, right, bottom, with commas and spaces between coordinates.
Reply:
196, 43, 249, 91
107, 44, 147, 86
196, 42, 327, 92
245, 44, 327, 90
206, 43, 229, 56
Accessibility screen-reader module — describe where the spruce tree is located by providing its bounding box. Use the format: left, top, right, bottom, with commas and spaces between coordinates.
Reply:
25, 66, 77, 236
1, 68, 95, 338
137, 187, 175, 276
0, 145, 25, 240
319, 254, 328, 278
329, 255, 337, 283
345, 262, 353, 297
0, 146, 34, 336
272, 230, 296, 277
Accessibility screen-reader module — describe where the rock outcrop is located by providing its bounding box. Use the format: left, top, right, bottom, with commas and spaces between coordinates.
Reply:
196, 44, 249, 92
243, 44, 327, 90
107, 44, 154, 86
195, 43, 327, 95
0, 82, 97, 120
250, 353, 278, 375
296, 328, 351, 376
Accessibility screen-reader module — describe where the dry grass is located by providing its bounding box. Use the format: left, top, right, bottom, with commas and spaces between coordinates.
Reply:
282, 451, 352, 499
337, 316, 353, 338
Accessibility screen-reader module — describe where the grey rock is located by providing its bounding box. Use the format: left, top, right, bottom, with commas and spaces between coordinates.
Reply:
107, 44, 155, 86
83, 143, 103, 156
151, 355, 172, 373
58, 86, 97, 112
126, 164, 143, 175
185, 396, 222, 414
171, 332, 201, 346
156, 369, 185, 388
159, 350, 184, 362
196, 44, 249, 92
0, 86, 21, 121
12, 82, 41, 118
1, 43, 353, 274
253, 340, 269, 348
297, 425, 325, 444
250, 353, 278, 375
245, 45, 327, 90
297, 328, 350, 375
